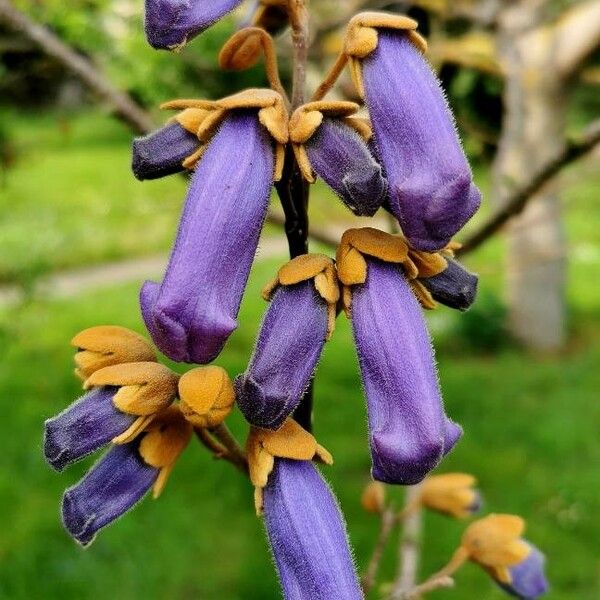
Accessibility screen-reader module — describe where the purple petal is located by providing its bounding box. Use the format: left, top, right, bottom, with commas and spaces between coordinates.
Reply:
44, 386, 135, 472
236, 282, 328, 429
141, 111, 274, 364
362, 32, 481, 250
350, 258, 461, 484
263, 459, 362, 600
132, 122, 199, 180
419, 257, 478, 311
145, 0, 243, 49
61, 442, 158, 546
499, 543, 549, 599
306, 118, 387, 216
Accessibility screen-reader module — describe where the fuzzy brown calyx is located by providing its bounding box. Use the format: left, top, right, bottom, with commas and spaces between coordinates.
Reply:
138, 406, 193, 498
71, 325, 157, 381
161, 88, 289, 179
288, 100, 364, 182
84, 361, 179, 445
336, 228, 448, 311
361, 481, 386, 514
420, 473, 478, 519
178, 366, 235, 429
261, 254, 340, 339
247, 418, 333, 514
344, 12, 427, 97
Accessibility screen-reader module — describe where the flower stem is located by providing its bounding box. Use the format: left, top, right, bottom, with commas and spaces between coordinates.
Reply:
361, 505, 397, 595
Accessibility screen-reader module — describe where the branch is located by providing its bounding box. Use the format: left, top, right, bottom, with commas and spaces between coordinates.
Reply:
458, 119, 600, 256
390, 484, 423, 600
555, 0, 600, 78
0, 0, 154, 135
361, 506, 397, 596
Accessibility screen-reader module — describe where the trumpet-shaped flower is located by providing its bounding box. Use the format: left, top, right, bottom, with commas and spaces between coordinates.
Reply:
141, 90, 288, 364
246, 419, 360, 599
263, 460, 363, 600
45, 331, 178, 471
337, 228, 461, 484
145, 0, 244, 50
289, 101, 387, 216
61, 407, 192, 546
236, 255, 339, 429
344, 13, 481, 251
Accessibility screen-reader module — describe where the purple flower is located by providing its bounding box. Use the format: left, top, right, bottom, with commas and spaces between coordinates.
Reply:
263, 459, 363, 600
61, 407, 192, 546
62, 441, 158, 546
44, 361, 178, 471
498, 544, 549, 600
236, 255, 338, 429
305, 117, 387, 216
350, 258, 460, 483
337, 229, 461, 484
345, 15, 480, 250
144, 0, 244, 50
141, 111, 275, 364
44, 386, 135, 472
419, 256, 478, 311
132, 121, 199, 180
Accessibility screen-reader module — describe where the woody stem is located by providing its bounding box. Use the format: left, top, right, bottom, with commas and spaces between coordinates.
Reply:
274, 0, 313, 431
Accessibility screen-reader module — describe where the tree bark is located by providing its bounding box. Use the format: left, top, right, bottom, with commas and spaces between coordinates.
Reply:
494, 3, 566, 351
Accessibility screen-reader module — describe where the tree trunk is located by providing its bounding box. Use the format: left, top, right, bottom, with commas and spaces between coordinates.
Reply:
494, 4, 567, 351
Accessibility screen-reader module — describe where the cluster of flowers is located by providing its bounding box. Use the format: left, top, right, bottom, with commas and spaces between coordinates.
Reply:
42, 2, 548, 598
362, 477, 548, 599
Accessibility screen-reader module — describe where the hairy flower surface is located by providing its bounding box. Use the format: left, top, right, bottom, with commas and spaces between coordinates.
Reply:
344, 13, 480, 251
132, 121, 199, 180
337, 228, 461, 484
141, 110, 275, 364
236, 255, 338, 429
289, 101, 386, 216
45, 337, 178, 471
145, 0, 244, 49
61, 407, 191, 546
419, 256, 478, 311
263, 460, 363, 600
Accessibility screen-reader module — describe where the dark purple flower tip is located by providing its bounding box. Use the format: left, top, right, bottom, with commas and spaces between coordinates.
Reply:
144, 0, 244, 50
44, 386, 136, 472
349, 257, 461, 484
468, 491, 484, 514
236, 281, 329, 430
419, 257, 478, 311
499, 544, 549, 600
263, 459, 363, 600
306, 117, 387, 217
132, 122, 199, 180
362, 31, 481, 250
61, 442, 158, 547
140, 110, 274, 364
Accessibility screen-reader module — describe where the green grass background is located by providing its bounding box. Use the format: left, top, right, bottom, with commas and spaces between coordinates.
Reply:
0, 112, 598, 599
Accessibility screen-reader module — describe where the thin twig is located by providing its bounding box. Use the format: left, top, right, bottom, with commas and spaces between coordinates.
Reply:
288, 0, 309, 110
394, 575, 455, 600
391, 484, 423, 599
194, 427, 228, 457
458, 119, 600, 256
209, 423, 249, 474
362, 506, 397, 596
